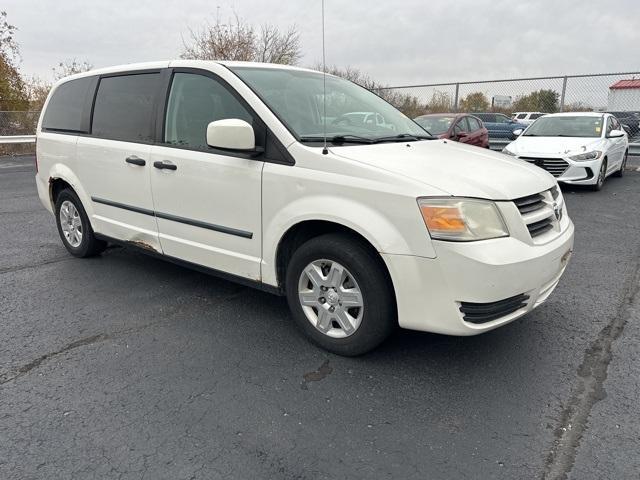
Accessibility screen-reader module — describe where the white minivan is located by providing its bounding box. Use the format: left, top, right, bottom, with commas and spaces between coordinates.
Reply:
36, 61, 574, 355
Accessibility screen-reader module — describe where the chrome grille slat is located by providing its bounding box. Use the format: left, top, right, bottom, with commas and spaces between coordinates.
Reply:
519, 157, 569, 178
513, 188, 562, 241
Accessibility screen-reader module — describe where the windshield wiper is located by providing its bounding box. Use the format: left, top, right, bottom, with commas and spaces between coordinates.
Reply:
371, 133, 436, 143
299, 135, 375, 144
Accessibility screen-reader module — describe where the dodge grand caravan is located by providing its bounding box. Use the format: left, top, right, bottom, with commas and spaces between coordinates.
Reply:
36, 61, 574, 355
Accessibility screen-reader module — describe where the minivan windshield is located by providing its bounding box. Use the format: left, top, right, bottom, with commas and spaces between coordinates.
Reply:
523, 116, 603, 138
230, 67, 430, 143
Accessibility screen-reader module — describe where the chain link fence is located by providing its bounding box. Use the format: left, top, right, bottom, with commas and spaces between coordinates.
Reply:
375, 72, 640, 144
1, 71, 640, 154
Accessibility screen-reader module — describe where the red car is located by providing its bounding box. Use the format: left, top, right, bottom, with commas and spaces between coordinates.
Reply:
414, 113, 490, 148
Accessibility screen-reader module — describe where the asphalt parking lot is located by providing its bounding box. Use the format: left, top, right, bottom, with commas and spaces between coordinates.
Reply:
1, 155, 639, 480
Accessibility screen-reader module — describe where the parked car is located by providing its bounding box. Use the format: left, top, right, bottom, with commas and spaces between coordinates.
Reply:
512, 112, 547, 125
36, 61, 574, 355
503, 112, 629, 191
605, 111, 640, 138
474, 112, 527, 139
413, 113, 489, 148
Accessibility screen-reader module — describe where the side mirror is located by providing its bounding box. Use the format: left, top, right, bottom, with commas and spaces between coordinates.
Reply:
206, 119, 255, 151
456, 131, 468, 138
512, 128, 524, 136
607, 129, 625, 138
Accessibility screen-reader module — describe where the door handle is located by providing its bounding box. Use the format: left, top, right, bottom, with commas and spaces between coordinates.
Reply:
125, 156, 146, 166
153, 160, 177, 171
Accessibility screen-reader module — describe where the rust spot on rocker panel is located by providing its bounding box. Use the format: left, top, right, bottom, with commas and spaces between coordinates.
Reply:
127, 240, 158, 252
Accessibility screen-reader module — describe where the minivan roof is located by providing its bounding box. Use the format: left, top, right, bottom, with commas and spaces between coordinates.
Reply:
55, 60, 325, 84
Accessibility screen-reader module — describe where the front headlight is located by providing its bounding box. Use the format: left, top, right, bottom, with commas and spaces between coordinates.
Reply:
417, 198, 509, 241
502, 146, 516, 156
569, 150, 601, 161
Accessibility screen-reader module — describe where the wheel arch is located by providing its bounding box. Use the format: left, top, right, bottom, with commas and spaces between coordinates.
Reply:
273, 219, 397, 297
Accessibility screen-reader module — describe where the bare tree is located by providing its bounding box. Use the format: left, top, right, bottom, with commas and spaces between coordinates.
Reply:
181, 15, 301, 65
53, 59, 93, 80
317, 64, 429, 118
256, 24, 301, 64
0, 10, 20, 66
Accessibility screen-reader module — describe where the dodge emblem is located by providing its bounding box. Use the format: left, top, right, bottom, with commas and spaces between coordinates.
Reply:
552, 202, 562, 221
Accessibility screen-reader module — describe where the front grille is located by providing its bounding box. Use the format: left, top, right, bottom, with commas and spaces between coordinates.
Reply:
520, 157, 569, 177
513, 188, 562, 241
513, 193, 545, 214
527, 217, 554, 237
459, 293, 530, 323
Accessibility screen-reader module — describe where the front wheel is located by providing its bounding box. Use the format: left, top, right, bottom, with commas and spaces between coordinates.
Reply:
590, 159, 607, 191
55, 189, 107, 257
285, 233, 396, 356
613, 151, 628, 178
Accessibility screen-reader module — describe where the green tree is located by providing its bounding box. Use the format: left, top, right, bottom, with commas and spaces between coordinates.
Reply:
459, 91, 489, 112
512, 89, 559, 113
0, 11, 28, 110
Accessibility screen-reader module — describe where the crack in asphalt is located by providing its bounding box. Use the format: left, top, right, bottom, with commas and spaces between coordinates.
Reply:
0, 256, 72, 275
0, 334, 109, 385
0, 287, 249, 387
542, 258, 640, 480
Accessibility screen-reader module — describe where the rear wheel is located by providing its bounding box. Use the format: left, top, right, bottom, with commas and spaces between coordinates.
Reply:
55, 189, 107, 257
590, 159, 607, 191
613, 150, 628, 178
285, 233, 396, 356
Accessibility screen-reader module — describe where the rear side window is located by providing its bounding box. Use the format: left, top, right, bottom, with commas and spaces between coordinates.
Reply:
91, 73, 160, 142
42, 77, 96, 133
530, 113, 543, 120
454, 117, 470, 132
516, 113, 526, 119
468, 117, 481, 131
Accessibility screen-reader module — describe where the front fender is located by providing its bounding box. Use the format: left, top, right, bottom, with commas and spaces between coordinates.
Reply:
261, 194, 436, 287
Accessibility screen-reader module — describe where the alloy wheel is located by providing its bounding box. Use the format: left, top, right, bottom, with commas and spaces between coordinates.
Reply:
297, 259, 364, 338
59, 200, 83, 248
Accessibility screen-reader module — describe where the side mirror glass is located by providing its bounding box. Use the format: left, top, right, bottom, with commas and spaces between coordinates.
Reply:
607, 129, 625, 138
512, 128, 524, 136
206, 119, 255, 151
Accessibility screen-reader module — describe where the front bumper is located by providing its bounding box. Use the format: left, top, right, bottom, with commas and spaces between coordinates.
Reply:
516, 155, 602, 185
555, 157, 602, 185
382, 219, 574, 335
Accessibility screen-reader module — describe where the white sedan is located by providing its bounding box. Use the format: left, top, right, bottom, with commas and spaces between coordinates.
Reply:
503, 112, 629, 190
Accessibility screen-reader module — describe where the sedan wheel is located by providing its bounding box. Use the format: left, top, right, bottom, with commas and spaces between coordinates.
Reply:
591, 159, 607, 191
613, 151, 628, 178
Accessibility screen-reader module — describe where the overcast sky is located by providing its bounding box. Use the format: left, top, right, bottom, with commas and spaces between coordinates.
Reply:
4, 0, 640, 86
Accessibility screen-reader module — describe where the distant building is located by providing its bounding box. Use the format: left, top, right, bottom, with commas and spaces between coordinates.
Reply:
607, 79, 640, 111
492, 95, 512, 109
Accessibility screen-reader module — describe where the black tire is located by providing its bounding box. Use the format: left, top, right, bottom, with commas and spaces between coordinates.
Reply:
613, 151, 628, 178
590, 159, 607, 191
285, 233, 397, 356
55, 188, 107, 257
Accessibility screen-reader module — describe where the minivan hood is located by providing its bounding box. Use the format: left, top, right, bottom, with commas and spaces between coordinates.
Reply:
331, 140, 555, 200
509, 136, 603, 156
